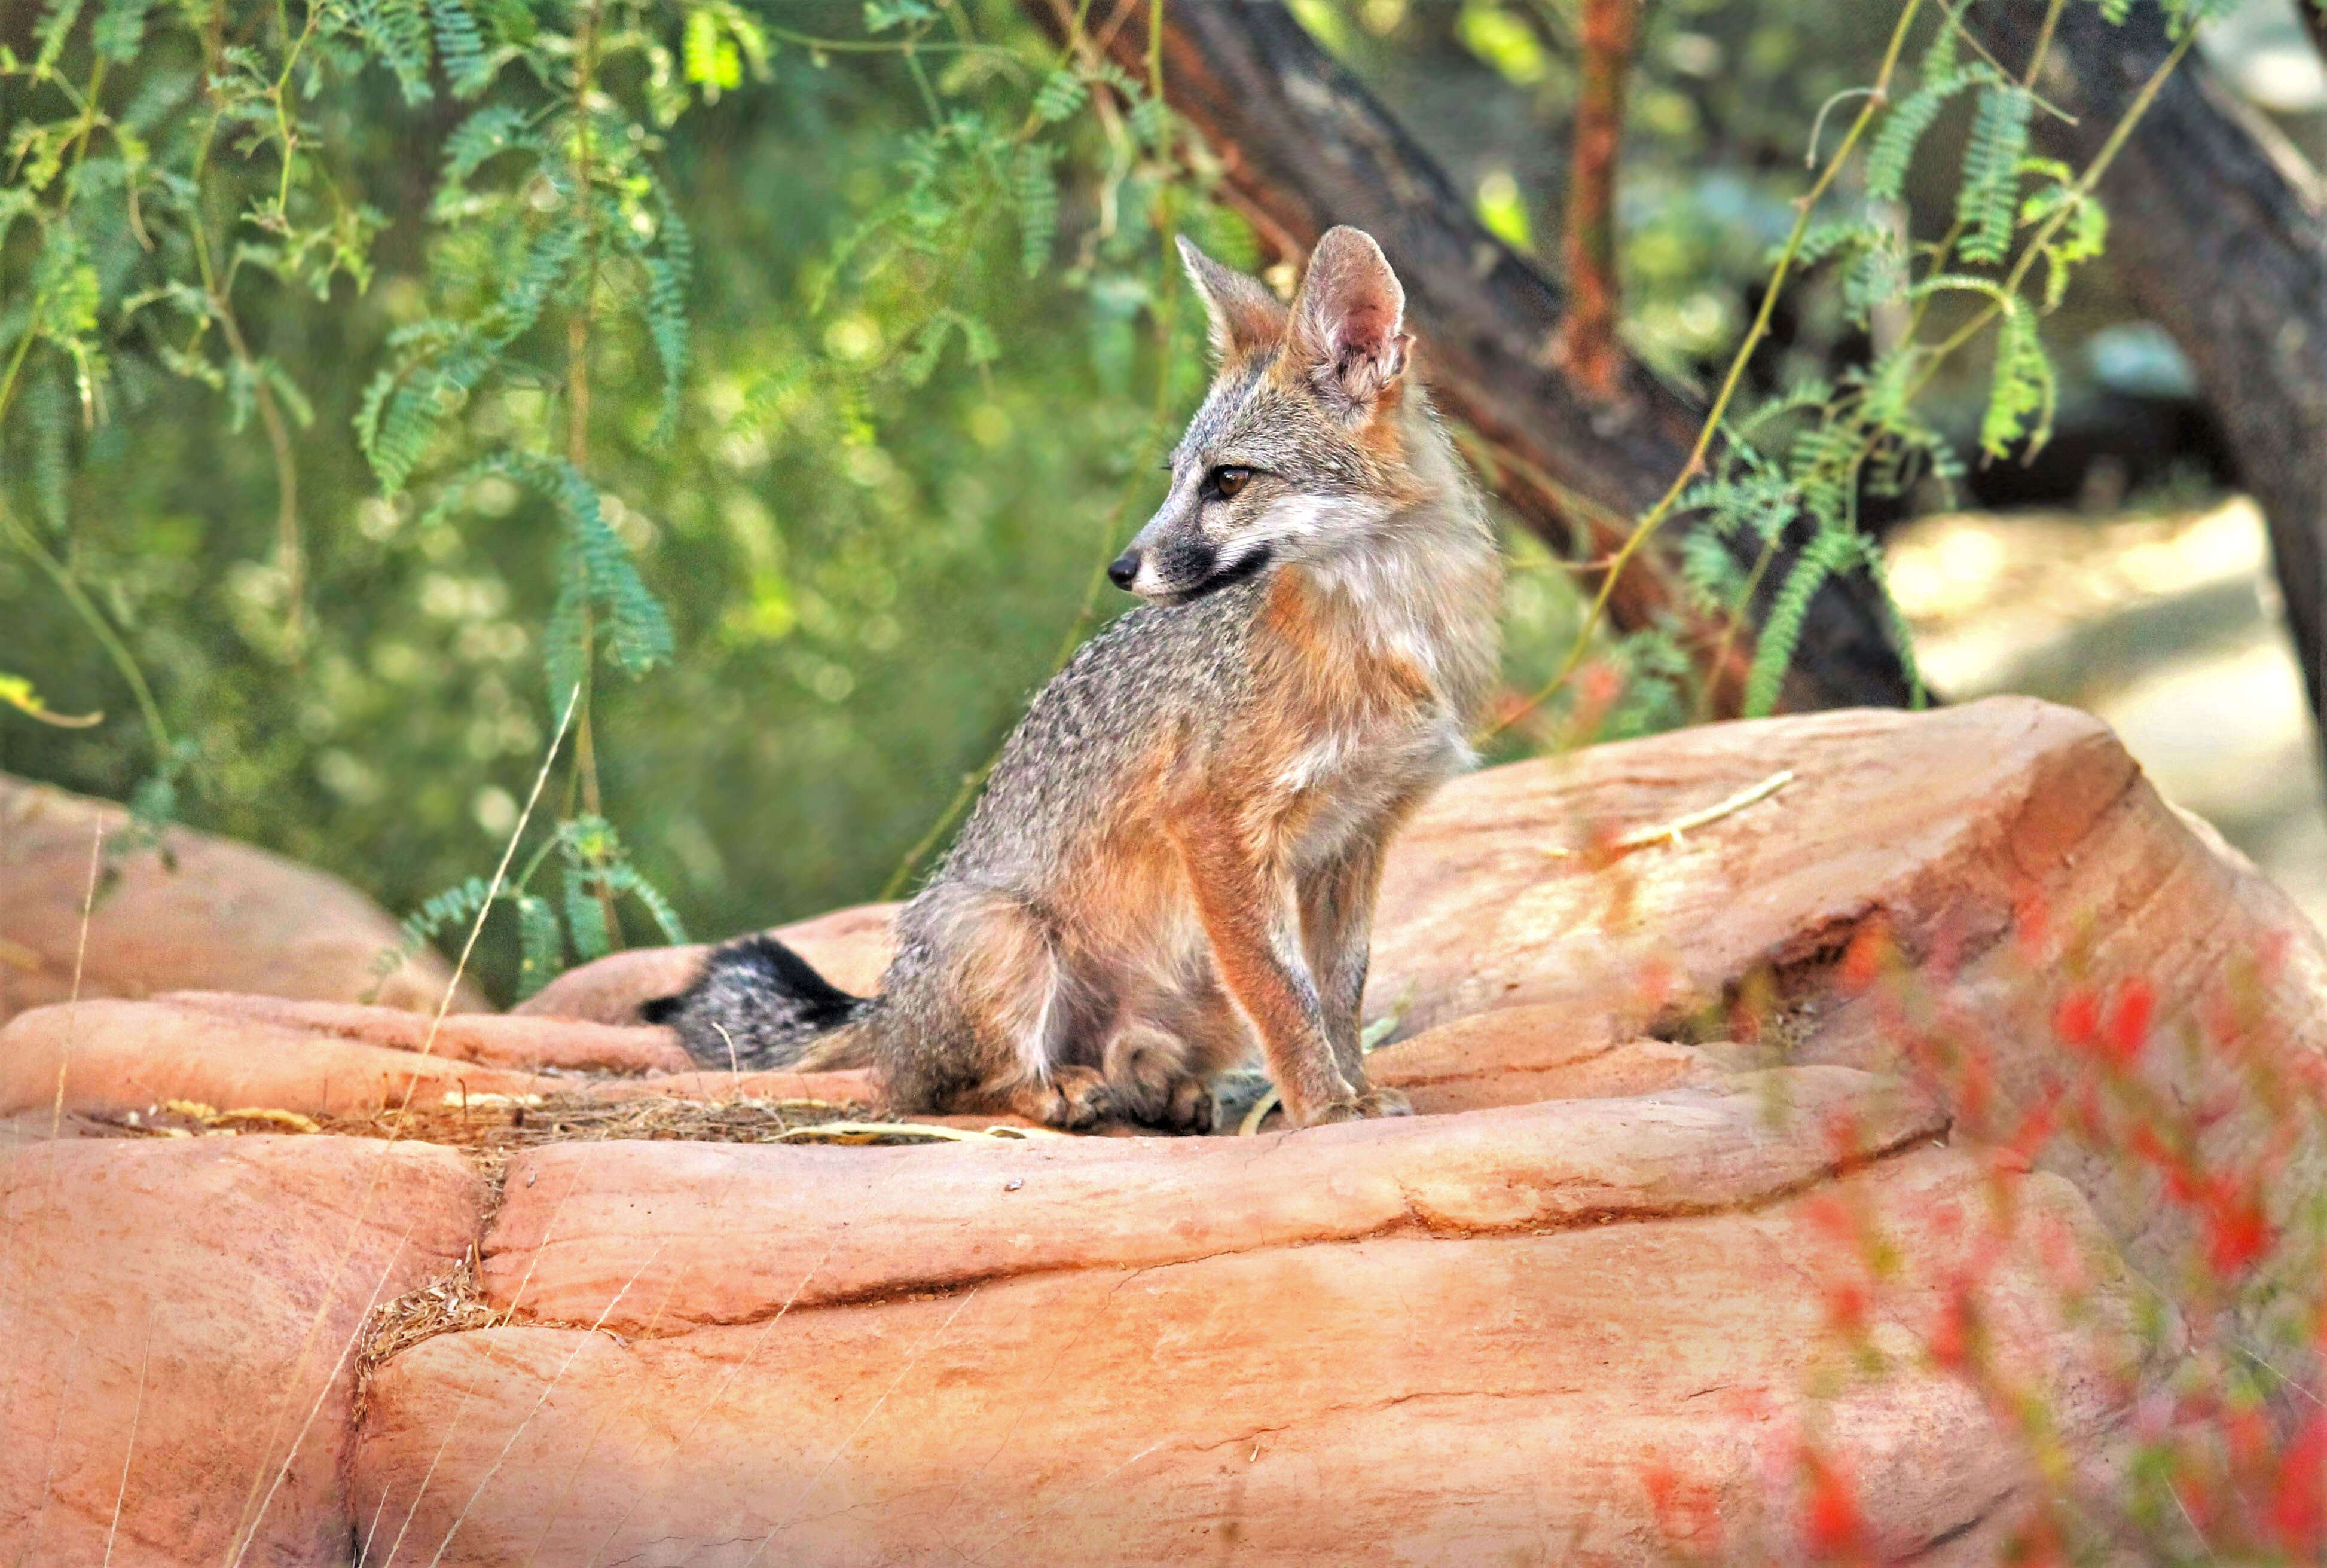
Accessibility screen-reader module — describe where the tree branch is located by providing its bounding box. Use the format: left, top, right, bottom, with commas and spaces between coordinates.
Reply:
1028, 0, 1919, 715
1559, 0, 1639, 401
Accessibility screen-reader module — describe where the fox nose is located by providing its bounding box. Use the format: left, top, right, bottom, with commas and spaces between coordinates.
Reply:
1107, 550, 1141, 590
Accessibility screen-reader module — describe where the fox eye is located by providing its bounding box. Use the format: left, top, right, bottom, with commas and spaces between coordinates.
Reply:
1208, 466, 1253, 500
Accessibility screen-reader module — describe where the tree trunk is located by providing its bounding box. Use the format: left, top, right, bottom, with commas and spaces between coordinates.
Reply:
1026, 0, 1919, 716
1972, 0, 2327, 742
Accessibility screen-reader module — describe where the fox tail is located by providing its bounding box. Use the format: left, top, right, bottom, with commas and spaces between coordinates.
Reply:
641, 933, 875, 1071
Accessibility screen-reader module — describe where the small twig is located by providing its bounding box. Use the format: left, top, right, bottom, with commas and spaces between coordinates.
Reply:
1803, 89, 1876, 167
1236, 1084, 1279, 1137
1932, 0, 2078, 123
775, 1120, 1064, 1144
1544, 768, 1795, 859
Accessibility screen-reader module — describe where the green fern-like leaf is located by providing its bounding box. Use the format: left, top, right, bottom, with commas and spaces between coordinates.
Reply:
2021, 175, 2109, 310
1867, 69, 1974, 204
476, 451, 674, 699
601, 861, 691, 945
1861, 549, 1928, 710
26, 368, 71, 533
1840, 230, 1905, 323
1129, 95, 1174, 157
1604, 627, 1691, 740
1792, 218, 1880, 269
35, 0, 87, 72
358, 220, 581, 494
682, 6, 741, 99
545, 536, 589, 711
1012, 141, 1059, 280
625, 181, 692, 443
564, 868, 612, 962
427, 0, 493, 94
368, 875, 492, 991
1980, 301, 2056, 459
1956, 84, 2033, 266
1744, 528, 1864, 717
441, 106, 534, 185
1678, 525, 1748, 615
1032, 68, 1088, 124
514, 891, 563, 999
91, 0, 152, 62
350, 0, 436, 106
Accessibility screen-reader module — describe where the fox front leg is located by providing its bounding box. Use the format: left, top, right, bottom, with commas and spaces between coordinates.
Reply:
1297, 838, 1410, 1118
1172, 808, 1391, 1128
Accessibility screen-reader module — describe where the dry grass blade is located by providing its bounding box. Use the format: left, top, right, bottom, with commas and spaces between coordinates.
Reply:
48, 817, 103, 1140
225, 692, 578, 1568
421, 1242, 671, 1567
775, 1120, 1062, 1145
567, 1231, 853, 1568
743, 1283, 985, 1566
100, 1324, 151, 1567
92, 1089, 1078, 1154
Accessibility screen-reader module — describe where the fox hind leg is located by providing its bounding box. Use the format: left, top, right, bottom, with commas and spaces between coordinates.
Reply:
885, 887, 1116, 1131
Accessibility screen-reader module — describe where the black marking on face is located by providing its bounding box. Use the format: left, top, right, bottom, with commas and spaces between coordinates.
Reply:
1175, 542, 1273, 603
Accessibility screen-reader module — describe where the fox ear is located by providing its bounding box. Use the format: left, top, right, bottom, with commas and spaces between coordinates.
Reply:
1177, 236, 1286, 362
1287, 226, 1410, 419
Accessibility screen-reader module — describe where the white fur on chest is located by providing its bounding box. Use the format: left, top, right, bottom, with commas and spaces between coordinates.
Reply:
1278, 714, 1470, 868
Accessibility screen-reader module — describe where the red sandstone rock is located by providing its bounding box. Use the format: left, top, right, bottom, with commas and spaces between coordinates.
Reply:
0, 1136, 482, 1566
1368, 1008, 1720, 1112
355, 1140, 2150, 1565
160, 991, 692, 1072
0, 995, 676, 1118
8, 698, 2321, 1563
1370, 696, 2150, 1032
0, 991, 881, 1120
0, 996, 544, 1117
0, 773, 484, 1020
1372, 696, 2327, 1299
479, 1064, 1943, 1330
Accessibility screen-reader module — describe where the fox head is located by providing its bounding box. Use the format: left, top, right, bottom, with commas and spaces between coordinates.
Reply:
1111, 226, 1429, 604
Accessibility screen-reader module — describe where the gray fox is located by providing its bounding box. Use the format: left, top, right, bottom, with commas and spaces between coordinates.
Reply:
646, 227, 1502, 1130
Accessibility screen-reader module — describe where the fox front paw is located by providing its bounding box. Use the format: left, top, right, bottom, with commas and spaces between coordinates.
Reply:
1297, 1087, 1413, 1128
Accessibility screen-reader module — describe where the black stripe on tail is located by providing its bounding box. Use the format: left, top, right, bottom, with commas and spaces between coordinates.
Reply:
642, 933, 869, 1070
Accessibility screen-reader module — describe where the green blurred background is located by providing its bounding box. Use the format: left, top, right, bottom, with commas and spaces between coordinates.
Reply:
8, 0, 2309, 1000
